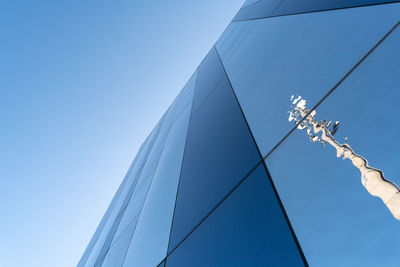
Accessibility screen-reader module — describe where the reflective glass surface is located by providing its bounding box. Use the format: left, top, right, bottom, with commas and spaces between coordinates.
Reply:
78, 124, 164, 266
168, 50, 261, 252
191, 48, 225, 113
216, 3, 400, 157
79, 70, 196, 266
77, 146, 143, 267
166, 165, 305, 267
108, 113, 172, 242
265, 24, 400, 266
94, 115, 172, 266
109, 72, 197, 248
233, 0, 399, 21
233, 0, 281, 21
122, 91, 193, 266
101, 215, 140, 267
242, 0, 260, 8
80, 117, 166, 267
273, 0, 399, 17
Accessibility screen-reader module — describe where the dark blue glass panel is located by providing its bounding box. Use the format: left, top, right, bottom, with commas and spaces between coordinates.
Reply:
265, 25, 400, 266
168, 49, 261, 252
166, 165, 305, 267
233, 0, 399, 21
216, 4, 400, 157
191, 48, 225, 114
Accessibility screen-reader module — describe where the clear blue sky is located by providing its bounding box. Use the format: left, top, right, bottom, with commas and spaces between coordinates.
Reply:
0, 1, 244, 266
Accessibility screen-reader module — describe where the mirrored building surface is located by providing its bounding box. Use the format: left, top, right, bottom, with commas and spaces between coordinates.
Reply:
79, 1, 400, 266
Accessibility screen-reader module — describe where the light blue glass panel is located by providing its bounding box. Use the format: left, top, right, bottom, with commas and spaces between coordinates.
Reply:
110, 115, 173, 243
110, 71, 196, 244
166, 165, 305, 267
242, 0, 260, 8
166, 71, 197, 123
265, 25, 400, 266
77, 143, 144, 267
273, 0, 400, 18
216, 3, 400, 157
123, 103, 192, 267
101, 214, 140, 267
79, 117, 165, 267
233, 0, 281, 21
233, 0, 400, 21
80, 70, 197, 266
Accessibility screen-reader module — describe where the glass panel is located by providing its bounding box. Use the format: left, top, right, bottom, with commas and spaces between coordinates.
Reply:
265, 25, 400, 266
273, 0, 399, 18
233, 0, 281, 21
216, 3, 400, 157
168, 50, 261, 252
233, 0, 399, 21
79, 70, 197, 266
91, 116, 172, 266
78, 123, 166, 266
166, 165, 305, 267
122, 85, 194, 267
111, 71, 197, 244
112, 128, 168, 237
242, 0, 261, 8
77, 144, 143, 267
100, 214, 140, 267
79, 117, 166, 267
191, 48, 225, 114
164, 71, 197, 124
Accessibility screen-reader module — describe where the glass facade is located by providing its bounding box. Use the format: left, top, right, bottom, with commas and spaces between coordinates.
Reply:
79, 1, 400, 266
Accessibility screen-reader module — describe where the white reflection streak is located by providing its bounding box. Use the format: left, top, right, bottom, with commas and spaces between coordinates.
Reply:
288, 95, 400, 220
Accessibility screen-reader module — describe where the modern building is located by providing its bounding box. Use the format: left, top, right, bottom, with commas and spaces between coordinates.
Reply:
78, 1, 400, 266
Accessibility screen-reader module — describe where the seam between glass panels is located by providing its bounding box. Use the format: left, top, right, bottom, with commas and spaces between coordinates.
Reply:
93, 162, 149, 266
166, 69, 199, 255
78, 140, 149, 266
115, 116, 180, 267
94, 115, 173, 267
158, 14, 400, 267
78, 170, 132, 266
163, 45, 308, 265
215, 47, 309, 267
166, 47, 263, 255
240, 0, 262, 11
165, 160, 264, 264
91, 66, 199, 266
157, 10, 400, 267
232, 1, 400, 22
234, 0, 259, 18
262, 19, 400, 162
82, 123, 162, 267
270, 0, 284, 15
105, 213, 139, 250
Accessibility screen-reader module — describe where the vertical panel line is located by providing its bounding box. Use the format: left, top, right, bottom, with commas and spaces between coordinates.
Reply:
215, 46, 309, 266
165, 69, 199, 261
